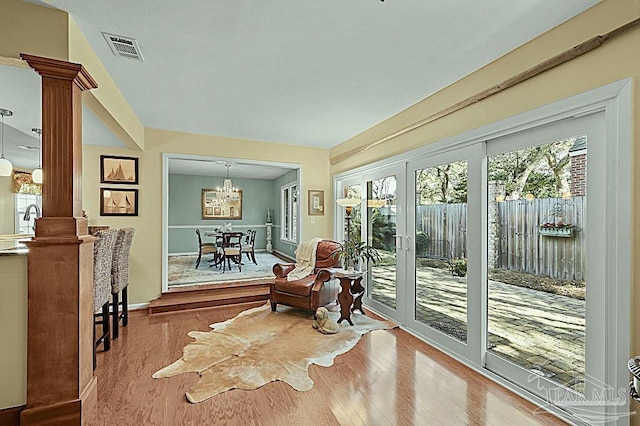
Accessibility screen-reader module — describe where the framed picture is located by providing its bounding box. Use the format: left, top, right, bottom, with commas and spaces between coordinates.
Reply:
100, 155, 139, 184
100, 188, 138, 216
308, 190, 324, 216
202, 189, 242, 220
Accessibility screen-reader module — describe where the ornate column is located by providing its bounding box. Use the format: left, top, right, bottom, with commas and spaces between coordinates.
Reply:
265, 222, 273, 253
20, 54, 98, 425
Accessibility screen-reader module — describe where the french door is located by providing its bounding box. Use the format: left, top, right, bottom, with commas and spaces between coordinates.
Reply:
343, 165, 407, 324
406, 145, 482, 361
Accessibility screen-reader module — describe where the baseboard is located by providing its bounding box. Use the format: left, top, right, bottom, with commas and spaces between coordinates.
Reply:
0, 405, 25, 426
20, 399, 82, 425
128, 302, 149, 311
108, 302, 149, 315
273, 250, 295, 262
170, 249, 269, 256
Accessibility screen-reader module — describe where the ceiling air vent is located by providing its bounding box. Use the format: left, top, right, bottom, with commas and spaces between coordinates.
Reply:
102, 32, 144, 61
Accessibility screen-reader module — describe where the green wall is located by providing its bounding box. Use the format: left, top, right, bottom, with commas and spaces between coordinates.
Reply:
169, 174, 277, 253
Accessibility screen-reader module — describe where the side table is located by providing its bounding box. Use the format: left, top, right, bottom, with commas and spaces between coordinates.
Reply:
335, 271, 366, 326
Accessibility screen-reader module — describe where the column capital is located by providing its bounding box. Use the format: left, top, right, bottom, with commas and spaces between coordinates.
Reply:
20, 53, 98, 90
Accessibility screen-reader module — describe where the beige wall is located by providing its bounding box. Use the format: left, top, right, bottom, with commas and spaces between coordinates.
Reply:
82, 131, 332, 305
0, 0, 68, 61
0, 255, 27, 409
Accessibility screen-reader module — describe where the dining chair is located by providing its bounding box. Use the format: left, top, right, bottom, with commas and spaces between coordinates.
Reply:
93, 229, 117, 369
111, 227, 135, 339
219, 232, 243, 272
195, 229, 219, 268
241, 229, 257, 264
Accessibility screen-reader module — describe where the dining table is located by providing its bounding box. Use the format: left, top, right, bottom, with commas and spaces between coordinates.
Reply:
202, 231, 245, 268
203, 230, 245, 239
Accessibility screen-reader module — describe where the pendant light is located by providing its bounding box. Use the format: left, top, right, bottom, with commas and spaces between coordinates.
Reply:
0, 108, 13, 177
31, 128, 43, 184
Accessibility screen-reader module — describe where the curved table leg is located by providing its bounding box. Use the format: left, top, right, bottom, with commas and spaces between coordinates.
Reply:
337, 277, 354, 326
350, 276, 365, 315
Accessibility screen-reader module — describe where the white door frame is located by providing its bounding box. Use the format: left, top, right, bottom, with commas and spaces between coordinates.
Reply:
161, 153, 303, 293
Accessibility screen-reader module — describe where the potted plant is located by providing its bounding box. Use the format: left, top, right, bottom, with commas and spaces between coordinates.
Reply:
539, 222, 576, 237
332, 239, 381, 272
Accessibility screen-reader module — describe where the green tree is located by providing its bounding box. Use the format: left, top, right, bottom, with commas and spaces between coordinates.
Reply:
348, 208, 395, 252
488, 139, 574, 199
416, 160, 467, 204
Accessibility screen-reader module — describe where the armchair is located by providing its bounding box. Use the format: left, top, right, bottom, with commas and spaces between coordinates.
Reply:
270, 240, 341, 313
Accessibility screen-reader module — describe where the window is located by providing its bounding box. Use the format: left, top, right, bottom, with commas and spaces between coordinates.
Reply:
15, 193, 41, 234
281, 183, 298, 242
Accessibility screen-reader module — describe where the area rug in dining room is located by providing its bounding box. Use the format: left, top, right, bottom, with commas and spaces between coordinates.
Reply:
152, 302, 397, 403
168, 251, 283, 286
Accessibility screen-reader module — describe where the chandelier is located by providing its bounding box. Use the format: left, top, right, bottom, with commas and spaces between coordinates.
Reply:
216, 162, 240, 201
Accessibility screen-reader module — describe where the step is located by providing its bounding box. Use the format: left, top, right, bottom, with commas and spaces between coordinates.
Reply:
148, 280, 272, 314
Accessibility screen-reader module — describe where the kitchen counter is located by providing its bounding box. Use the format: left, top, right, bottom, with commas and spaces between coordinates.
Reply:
0, 235, 31, 256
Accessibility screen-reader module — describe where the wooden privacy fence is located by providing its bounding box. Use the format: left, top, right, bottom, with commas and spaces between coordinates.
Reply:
416, 203, 467, 260
416, 196, 586, 280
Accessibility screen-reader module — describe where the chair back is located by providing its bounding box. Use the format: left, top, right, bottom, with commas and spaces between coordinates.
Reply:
314, 240, 341, 270
112, 227, 136, 294
195, 229, 204, 246
93, 230, 117, 312
243, 229, 253, 245
222, 232, 243, 248
249, 230, 256, 245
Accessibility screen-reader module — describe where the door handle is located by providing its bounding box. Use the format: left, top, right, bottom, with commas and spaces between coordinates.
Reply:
405, 235, 411, 251
394, 235, 402, 250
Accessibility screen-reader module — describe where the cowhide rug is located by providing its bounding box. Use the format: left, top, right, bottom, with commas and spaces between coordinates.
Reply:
153, 302, 396, 403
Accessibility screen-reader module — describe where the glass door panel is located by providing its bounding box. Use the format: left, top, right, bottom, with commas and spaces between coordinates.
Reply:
366, 175, 398, 309
486, 135, 586, 390
414, 160, 468, 342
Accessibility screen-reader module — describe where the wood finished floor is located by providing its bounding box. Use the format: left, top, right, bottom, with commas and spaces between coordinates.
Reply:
88, 304, 566, 426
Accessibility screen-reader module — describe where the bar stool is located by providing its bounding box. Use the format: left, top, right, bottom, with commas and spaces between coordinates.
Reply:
111, 227, 135, 339
93, 229, 117, 369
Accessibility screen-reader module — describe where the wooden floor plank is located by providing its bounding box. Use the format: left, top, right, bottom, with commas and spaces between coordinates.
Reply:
87, 304, 567, 426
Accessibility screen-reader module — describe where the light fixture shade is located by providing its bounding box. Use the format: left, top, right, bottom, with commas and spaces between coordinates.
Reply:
367, 199, 386, 208
0, 157, 12, 176
32, 168, 43, 184
336, 198, 360, 207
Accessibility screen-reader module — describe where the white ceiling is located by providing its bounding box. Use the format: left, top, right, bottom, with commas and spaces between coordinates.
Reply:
27, 0, 599, 149
169, 158, 295, 180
